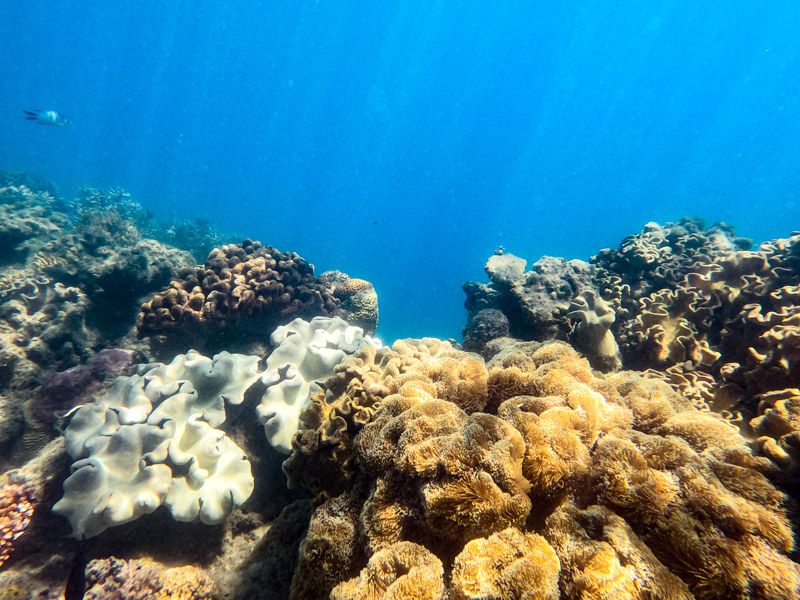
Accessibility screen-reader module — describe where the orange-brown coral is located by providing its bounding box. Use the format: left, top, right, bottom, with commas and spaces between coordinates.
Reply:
137, 239, 343, 352
451, 527, 560, 600
544, 502, 692, 599
284, 339, 489, 498
330, 541, 446, 600
290, 340, 800, 600
291, 486, 366, 599
0, 479, 35, 568
356, 398, 531, 549
748, 388, 800, 486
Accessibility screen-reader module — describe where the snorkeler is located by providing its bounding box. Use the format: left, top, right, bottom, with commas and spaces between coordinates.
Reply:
23, 109, 70, 127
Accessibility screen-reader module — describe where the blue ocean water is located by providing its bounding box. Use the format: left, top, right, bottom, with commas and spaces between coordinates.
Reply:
2, 2, 799, 343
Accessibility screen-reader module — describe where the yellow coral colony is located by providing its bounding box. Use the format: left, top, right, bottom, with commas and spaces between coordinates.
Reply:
288, 339, 800, 599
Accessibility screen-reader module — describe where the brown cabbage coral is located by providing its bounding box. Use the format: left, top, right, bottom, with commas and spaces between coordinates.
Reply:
284, 339, 488, 497
749, 388, 800, 484
620, 234, 800, 485
331, 541, 446, 600
137, 239, 343, 351
291, 340, 800, 600
621, 234, 800, 377
0, 479, 35, 568
617, 287, 720, 370
591, 218, 749, 321
642, 365, 719, 412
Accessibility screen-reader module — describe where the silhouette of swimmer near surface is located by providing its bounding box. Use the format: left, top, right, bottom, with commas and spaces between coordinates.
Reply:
23, 109, 70, 126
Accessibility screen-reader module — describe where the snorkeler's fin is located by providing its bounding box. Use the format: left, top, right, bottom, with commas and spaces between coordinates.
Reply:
24, 109, 41, 119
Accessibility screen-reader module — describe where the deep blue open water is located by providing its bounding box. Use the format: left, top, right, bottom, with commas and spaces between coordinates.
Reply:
2, 1, 799, 342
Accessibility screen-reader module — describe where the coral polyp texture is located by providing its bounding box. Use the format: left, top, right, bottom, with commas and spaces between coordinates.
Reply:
136, 240, 369, 353
289, 340, 799, 599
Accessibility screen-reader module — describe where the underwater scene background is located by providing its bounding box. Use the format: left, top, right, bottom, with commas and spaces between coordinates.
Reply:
2, 2, 800, 600
3, 1, 800, 341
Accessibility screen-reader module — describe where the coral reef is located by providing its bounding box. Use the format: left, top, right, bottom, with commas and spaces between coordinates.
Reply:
136, 240, 349, 354
463, 221, 800, 493
330, 541, 446, 600
462, 219, 749, 365
0, 185, 66, 266
288, 340, 800, 599
30, 348, 139, 424
464, 254, 595, 344
38, 214, 194, 337
0, 183, 192, 392
591, 218, 751, 320
0, 277, 96, 390
6, 172, 800, 600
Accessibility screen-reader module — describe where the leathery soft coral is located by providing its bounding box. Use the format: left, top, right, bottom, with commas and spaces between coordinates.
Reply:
54, 350, 260, 538
289, 339, 800, 599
